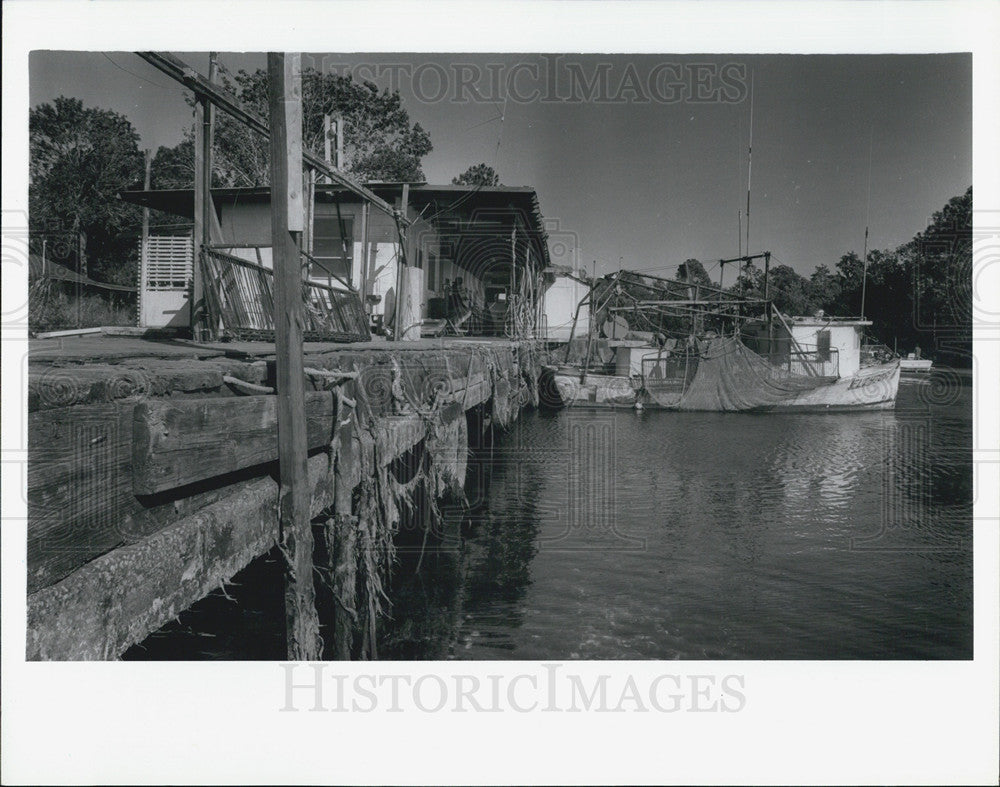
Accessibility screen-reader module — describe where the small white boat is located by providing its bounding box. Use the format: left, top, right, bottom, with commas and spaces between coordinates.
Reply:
899, 354, 933, 373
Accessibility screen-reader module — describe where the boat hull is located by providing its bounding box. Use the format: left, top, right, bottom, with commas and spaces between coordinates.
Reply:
766, 361, 901, 412
899, 359, 933, 373
545, 360, 901, 412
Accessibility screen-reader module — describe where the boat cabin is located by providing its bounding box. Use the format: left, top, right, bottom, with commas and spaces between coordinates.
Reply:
742, 315, 872, 378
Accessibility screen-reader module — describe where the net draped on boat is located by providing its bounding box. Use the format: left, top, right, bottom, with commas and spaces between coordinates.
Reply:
645, 336, 836, 411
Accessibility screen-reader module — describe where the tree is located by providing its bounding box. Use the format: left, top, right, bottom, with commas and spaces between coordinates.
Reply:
808, 187, 971, 363
452, 163, 500, 187
29, 97, 144, 285
808, 265, 840, 312
150, 139, 195, 190
766, 264, 813, 316
176, 67, 433, 186
676, 258, 713, 289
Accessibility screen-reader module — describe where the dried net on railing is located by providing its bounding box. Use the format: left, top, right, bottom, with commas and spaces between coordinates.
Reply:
648, 336, 836, 411
202, 248, 370, 342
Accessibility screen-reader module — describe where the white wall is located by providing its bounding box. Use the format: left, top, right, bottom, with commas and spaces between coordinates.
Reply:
790, 323, 863, 377
543, 275, 590, 340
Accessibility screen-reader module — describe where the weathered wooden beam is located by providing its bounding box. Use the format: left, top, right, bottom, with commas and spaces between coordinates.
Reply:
269, 52, 322, 661
28, 403, 135, 595
26, 405, 433, 660
131, 391, 336, 495
27, 473, 283, 660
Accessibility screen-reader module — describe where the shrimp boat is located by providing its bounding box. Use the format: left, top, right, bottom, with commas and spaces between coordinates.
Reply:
544, 267, 900, 412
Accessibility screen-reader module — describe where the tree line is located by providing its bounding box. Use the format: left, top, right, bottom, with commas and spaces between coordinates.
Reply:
676, 186, 972, 364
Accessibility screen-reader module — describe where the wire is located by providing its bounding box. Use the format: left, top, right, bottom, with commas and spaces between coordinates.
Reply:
102, 54, 184, 93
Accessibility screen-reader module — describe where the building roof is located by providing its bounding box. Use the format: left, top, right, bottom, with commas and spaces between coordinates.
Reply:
119, 183, 552, 267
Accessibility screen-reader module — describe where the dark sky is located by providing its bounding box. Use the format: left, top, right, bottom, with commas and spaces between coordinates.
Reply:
30, 51, 971, 280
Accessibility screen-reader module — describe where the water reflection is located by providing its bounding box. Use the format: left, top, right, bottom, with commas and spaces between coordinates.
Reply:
385, 379, 973, 660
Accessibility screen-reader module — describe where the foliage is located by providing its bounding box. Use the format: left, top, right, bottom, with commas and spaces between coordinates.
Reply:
727, 187, 972, 364
150, 138, 195, 189
29, 287, 135, 332
29, 97, 144, 285
157, 67, 434, 186
452, 163, 500, 187
676, 258, 713, 289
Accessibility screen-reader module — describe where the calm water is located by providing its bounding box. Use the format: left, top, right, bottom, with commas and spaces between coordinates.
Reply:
383, 373, 973, 660
126, 373, 972, 661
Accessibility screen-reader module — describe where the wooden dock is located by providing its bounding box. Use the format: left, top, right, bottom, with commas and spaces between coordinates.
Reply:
26, 333, 540, 660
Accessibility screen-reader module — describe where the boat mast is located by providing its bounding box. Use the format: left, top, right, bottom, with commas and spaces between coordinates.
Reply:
745, 69, 754, 260
860, 127, 873, 320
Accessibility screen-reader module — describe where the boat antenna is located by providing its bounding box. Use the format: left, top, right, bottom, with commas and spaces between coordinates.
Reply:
737, 111, 743, 260
745, 68, 754, 257
860, 126, 872, 320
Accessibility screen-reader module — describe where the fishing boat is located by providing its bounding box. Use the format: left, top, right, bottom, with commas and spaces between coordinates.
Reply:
543, 268, 900, 412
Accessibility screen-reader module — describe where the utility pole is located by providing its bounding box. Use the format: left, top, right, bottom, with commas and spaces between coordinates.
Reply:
268, 52, 320, 661
323, 115, 344, 172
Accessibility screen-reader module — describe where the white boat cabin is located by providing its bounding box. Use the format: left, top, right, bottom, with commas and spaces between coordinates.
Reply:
742, 315, 872, 378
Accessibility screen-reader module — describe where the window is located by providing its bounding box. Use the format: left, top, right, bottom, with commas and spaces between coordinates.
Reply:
816, 330, 831, 361
311, 215, 353, 282
144, 236, 193, 291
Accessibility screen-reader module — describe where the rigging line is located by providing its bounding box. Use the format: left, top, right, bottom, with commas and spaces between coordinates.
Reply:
103, 54, 183, 92
466, 108, 504, 131
494, 91, 510, 170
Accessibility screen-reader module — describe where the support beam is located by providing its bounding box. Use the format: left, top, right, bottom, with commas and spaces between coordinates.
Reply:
268, 52, 321, 660
132, 391, 337, 495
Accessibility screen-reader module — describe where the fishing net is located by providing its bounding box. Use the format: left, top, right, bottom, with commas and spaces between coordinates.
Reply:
652, 336, 835, 411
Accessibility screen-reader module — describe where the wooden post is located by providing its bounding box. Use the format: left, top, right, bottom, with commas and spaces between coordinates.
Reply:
268, 52, 320, 661
140, 150, 151, 327
192, 97, 207, 340
398, 265, 424, 341
510, 228, 516, 336
394, 184, 409, 340
358, 200, 369, 298
333, 117, 344, 170
327, 395, 357, 660
323, 114, 333, 177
